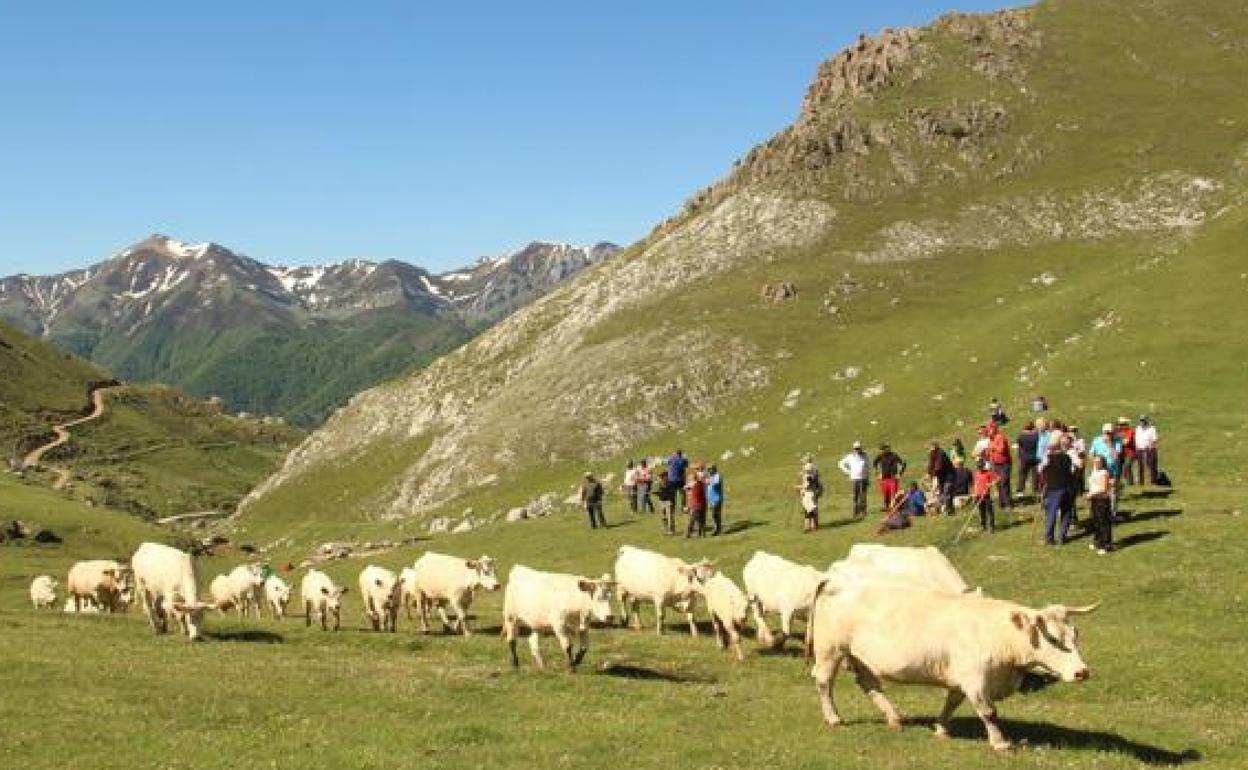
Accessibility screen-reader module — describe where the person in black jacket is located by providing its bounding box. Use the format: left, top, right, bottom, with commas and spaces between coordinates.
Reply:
580, 472, 606, 529
1041, 443, 1077, 545
926, 440, 955, 515
873, 444, 907, 512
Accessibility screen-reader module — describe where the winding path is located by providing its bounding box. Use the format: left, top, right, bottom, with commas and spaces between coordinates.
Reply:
22, 386, 118, 489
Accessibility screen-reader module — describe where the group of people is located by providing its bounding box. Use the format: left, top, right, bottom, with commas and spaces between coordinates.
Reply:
807, 398, 1163, 554
581, 449, 725, 538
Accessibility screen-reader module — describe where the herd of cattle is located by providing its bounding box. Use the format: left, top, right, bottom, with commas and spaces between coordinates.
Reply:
28, 541, 1098, 751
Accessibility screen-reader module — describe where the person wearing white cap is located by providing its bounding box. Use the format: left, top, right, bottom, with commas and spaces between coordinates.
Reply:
1134, 416, 1160, 486
837, 441, 869, 519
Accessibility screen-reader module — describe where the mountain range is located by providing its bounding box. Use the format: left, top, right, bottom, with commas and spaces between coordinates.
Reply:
0, 235, 618, 425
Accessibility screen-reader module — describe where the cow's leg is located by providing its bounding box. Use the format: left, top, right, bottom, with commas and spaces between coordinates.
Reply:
553, 625, 576, 671
751, 601, 776, 647
449, 599, 470, 636
847, 657, 902, 729
404, 595, 413, 621
616, 590, 631, 628
304, 601, 312, 627
776, 609, 793, 648
139, 590, 160, 633
571, 621, 589, 663
712, 616, 729, 649
729, 623, 745, 663
812, 651, 844, 727
934, 689, 966, 739
417, 595, 431, 633
654, 598, 666, 635
437, 605, 455, 634
504, 619, 520, 667
332, 607, 341, 632
528, 630, 546, 670
967, 691, 1011, 750
684, 601, 699, 638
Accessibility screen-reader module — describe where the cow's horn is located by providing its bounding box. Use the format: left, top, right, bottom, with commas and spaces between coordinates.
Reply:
1065, 602, 1101, 615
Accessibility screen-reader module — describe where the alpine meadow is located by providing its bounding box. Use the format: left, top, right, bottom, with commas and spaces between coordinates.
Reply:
2, 1, 1247, 769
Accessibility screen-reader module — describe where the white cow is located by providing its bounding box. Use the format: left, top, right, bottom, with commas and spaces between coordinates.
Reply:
808, 584, 1096, 750
827, 544, 971, 594
264, 575, 292, 620
614, 545, 713, 636
742, 550, 824, 649
131, 542, 215, 641
209, 564, 266, 617
502, 565, 614, 670
301, 569, 348, 631
696, 571, 750, 662
66, 559, 132, 613
403, 552, 500, 636
30, 575, 58, 609
358, 565, 401, 632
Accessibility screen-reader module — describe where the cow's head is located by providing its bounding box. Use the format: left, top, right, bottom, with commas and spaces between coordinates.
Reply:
246, 564, 267, 587
578, 574, 616, 623
1012, 603, 1097, 682
267, 576, 291, 605
372, 572, 401, 607
321, 585, 348, 613
171, 600, 216, 641
471, 556, 500, 591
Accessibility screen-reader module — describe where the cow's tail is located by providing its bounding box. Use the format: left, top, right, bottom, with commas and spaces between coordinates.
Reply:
804, 578, 833, 660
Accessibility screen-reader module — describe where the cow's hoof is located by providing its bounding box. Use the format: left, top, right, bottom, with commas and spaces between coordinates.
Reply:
887, 720, 903, 731
933, 725, 950, 739
991, 740, 1014, 752
823, 718, 843, 729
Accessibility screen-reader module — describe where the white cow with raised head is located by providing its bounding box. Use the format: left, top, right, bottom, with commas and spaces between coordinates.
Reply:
502, 565, 614, 671
402, 552, 500, 636
358, 565, 401, 632
742, 550, 824, 649
30, 575, 58, 609
614, 545, 713, 636
209, 564, 266, 617
808, 584, 1096, 751
301, 569, 348, 631
264, 574, 292, 620
131, 542, 215, 641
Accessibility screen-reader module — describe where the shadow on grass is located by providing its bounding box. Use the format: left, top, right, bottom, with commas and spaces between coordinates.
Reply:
596, 662, 716, 684
1136, 488, 1175, 500
603, 519, 638, 530
722, 519, 768, 534
1018, 671, 1059, 693
937, 717, 1201, 765
206, 629, 283, 644
1118, 508, 1183, 524
1114, 530, 1168, 550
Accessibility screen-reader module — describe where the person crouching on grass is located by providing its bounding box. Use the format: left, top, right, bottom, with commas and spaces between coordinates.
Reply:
1086, 455, 1115, 554
877, 487, 912, 534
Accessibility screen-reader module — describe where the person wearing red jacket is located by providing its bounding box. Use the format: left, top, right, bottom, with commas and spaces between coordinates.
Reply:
986, 423, 1013, 511
972, 462, 1001, 533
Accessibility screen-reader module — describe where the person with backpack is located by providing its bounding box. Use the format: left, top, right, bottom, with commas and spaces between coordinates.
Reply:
872, 444, 906, 512
1015, 421, 1041, 498
1041, 442, 1077, 545
837, 441, 869, 519
656, 469, 676, 534
706, 465, 724, 535
580, 472, 606, 530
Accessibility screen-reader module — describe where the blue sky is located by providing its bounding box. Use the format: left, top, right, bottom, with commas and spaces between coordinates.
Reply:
0, 1, 1008, 274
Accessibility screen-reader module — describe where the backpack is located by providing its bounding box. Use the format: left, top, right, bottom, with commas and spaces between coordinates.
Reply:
1156, 470, 1172, 488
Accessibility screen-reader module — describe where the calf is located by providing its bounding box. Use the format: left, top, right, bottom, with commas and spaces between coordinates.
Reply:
502, 565, 614, 671
614, 545, 712, 636
131, 542, 215, 641
742, 550, 824, 649
66, 559, 132, 613
403, 552, 500, 636
696, 571, 750, 662
264, 575, 292, 620
301, 569, 348, 631
358, 565, 401, 632
808, 584, 1096, 750
30, 575, 58, 609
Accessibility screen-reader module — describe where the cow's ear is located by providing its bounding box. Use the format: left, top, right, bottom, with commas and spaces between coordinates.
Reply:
321, 587, 330, 596
577, 579, 595, 594
339, 587, 349, 595
465, 560, 479, 570
374, 579, 384, 588
1010, 610, 1031, 630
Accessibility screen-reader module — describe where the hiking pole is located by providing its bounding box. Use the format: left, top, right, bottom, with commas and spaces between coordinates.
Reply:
953, 490, 988, 545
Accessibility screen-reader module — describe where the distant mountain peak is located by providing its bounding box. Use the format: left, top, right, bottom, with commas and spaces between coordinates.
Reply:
120, 233, 216, 261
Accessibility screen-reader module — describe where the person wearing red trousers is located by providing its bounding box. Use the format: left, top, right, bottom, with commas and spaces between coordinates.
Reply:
872, 444, 906, 511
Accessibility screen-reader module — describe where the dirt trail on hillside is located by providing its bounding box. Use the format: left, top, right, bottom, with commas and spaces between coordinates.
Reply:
22, 386, 118, 489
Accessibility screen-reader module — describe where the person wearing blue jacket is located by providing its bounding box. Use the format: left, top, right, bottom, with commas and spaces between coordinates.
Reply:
1088, 423, 1124, 514
706, 465, 724, 535
667, 449, 688, 512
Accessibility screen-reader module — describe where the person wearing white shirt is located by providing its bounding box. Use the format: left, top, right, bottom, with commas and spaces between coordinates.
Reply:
837, 441, 869, 519
1134, 416, 1160, 485
623, 461, 638, 514
1086, 455, 1115, 554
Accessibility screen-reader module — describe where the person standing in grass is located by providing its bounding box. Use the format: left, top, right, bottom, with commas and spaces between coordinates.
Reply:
950, 456, 973, 508
837, 441, 870, 519
656, 469, 676, 534
706, 464, 724, 535
872, 444, 905, 511
1041, 442, 1076, 545
635, 459, 654, 514
1016, 420, 1041, 498
580, 472, 606, 530
1086, 455, 1115, 554
685, 464, 708, 538
1135, 415, 1160, 486
667, 448, 689, 512
973, 461, 1000, 533
1089, 423, 1124, 515
949, 437, 968, 467
797, 457, 823, 533
622, 460, 638, 514
925, 440, 954, 516
1116, 418, 1137, 486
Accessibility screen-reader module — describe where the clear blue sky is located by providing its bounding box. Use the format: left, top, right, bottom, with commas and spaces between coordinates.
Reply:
0, 0, 1009, 274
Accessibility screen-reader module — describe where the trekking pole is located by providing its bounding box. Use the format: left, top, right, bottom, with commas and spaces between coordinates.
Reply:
953, 490, 989, 545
